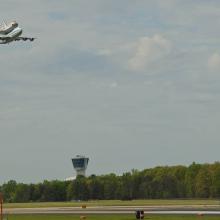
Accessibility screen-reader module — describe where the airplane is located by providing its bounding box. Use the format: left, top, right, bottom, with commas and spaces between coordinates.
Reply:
0, 21, 35, 44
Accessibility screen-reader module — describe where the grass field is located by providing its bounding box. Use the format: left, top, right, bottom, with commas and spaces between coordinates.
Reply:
4, 215, 220, 220
3, 199, 220, 208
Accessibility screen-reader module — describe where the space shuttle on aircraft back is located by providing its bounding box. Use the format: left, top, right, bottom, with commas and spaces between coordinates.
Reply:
0, 20, 35, 44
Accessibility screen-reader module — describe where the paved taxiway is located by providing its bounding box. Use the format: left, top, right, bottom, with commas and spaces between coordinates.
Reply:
4, 205, 220, 215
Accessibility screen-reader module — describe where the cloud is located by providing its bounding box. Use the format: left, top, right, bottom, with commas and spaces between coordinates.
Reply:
109, 82, 118, 88
128, 35, 172, 71
208, 53, 220, 72
96, 49, 112, 56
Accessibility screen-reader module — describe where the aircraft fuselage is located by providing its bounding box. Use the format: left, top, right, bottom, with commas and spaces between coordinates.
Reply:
5, 27, 22, 43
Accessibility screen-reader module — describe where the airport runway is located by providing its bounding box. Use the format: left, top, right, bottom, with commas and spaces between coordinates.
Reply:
3, 206, 220, 215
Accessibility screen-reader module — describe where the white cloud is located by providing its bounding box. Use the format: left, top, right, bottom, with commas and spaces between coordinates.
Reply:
208, 53, 220, 71
109, 82, 118, 88
128, 34, 172, 71
97, 49, 112, 56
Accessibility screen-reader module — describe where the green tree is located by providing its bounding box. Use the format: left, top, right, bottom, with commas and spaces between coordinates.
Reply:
2, 180, 17, 202
88, 175, 103, 199
73, 176, 89, 200
185, 162, 201, 197
14, 183, 30, 202
102, 174, 119, 199
195, 166, 211, 198
29, 183, 41, 201
120, 172, 133, 200
66, 181, 74, 201
210, 163, 220, 197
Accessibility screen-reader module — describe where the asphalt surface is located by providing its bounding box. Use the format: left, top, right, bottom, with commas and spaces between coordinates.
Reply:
3, 206, 220, 215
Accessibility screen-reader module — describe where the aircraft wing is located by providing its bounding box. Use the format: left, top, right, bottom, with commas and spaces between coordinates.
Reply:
15, 37, 35, 41
0, 36, 10, 40
0, 36, 11, 43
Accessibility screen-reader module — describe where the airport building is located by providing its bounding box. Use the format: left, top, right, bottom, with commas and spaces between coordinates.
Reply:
72, 155, 89, 177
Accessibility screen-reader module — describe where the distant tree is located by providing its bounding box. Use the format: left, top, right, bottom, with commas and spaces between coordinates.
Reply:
120, 172, 133, 200
2, 180, 17, 202
1, 162, 220, 202
29, 183, 42, 201
138, 173, 153, 199
172, 166, 187, 197
185, 162, 202, 197
87, 175, 103, 199
66, 181, 74, 201
14, 183, 30, 202
195, 166, 211, 198
102, 174, 119, 199
73, 176, 89, 200
210, 162, 220, 198
131, 169, 142, 199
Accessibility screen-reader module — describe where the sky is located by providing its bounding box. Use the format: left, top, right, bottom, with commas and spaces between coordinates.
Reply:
1, 0, 220, 183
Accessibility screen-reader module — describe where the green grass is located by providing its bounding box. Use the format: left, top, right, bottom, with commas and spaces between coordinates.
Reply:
4, 215, 220, 220
4, 199, 220, 208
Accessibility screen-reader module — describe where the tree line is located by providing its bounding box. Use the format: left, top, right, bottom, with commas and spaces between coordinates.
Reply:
1, 162, 220, 202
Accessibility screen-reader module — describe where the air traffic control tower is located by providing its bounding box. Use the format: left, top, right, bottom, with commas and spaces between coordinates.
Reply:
72, 155, 89, 177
